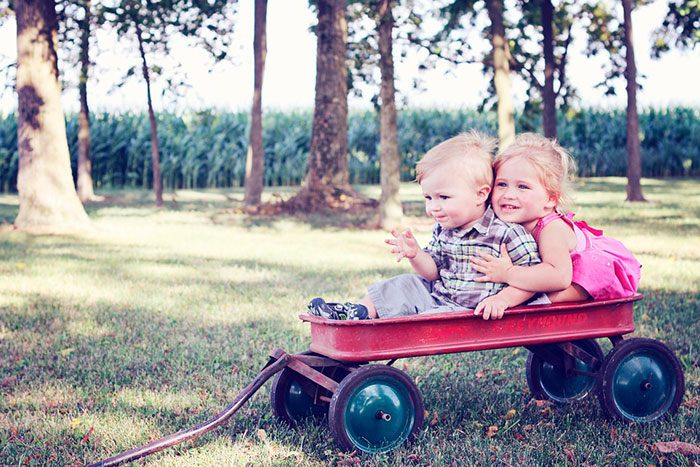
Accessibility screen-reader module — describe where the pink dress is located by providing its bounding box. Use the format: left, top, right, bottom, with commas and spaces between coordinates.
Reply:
533, 212, 641, 299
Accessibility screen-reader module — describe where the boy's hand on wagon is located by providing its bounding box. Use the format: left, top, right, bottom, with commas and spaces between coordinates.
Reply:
474, 295, 509, 320
472, 243, 513, 283
386, 228, 420, 262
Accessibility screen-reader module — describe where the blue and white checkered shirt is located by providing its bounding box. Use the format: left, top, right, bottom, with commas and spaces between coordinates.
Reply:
425, 205, 541, 309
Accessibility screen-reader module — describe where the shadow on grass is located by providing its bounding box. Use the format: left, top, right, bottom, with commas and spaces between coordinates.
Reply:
1, 291, 316, 465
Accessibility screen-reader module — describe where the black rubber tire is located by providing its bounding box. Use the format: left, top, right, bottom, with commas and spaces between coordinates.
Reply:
270, 352, 349, 426
328, 364, 424, 454
526, 339, 604, 404
597, 337, 685, 422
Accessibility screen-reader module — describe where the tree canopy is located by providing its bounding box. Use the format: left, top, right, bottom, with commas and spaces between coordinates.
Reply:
2, 0, 698, 225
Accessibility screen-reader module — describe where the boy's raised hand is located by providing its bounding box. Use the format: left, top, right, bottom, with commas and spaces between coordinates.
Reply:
386, 228, 419, 262
472, 243, 513, 283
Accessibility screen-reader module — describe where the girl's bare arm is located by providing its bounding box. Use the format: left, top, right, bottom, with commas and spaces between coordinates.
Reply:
473, 220, 574, 292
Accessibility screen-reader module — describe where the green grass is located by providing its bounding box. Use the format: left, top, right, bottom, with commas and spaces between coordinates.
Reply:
1, 178, 699, 466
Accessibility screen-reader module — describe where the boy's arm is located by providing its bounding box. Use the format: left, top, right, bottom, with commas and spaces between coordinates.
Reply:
408, 249, 439, 281
474, 286, 534, 320
386, 228, 440, 281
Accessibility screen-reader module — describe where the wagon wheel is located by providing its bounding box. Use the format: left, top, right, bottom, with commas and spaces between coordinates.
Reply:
526, 339, 603, 404
328, 364, 424, 454
270, 351, 349, 426
597, 338, 685, 422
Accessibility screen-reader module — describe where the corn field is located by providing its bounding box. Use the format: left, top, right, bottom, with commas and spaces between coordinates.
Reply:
0, 107, 698, 192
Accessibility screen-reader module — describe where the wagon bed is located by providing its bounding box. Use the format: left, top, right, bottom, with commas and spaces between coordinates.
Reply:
301, 293, 643, 361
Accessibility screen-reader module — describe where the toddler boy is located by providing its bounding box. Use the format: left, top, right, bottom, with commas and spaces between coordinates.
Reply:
309, 131, 542, 321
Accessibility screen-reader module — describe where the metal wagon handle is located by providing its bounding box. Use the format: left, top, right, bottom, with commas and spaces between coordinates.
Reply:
89, 350, 294, 467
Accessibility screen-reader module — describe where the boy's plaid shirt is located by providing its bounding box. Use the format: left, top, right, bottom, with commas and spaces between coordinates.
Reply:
425, 205, 541, 309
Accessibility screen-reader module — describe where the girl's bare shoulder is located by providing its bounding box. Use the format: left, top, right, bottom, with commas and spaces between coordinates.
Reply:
539, 216, 577, 250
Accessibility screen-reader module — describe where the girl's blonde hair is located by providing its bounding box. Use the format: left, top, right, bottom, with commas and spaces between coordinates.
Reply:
416, 130, 497, 189
495, 133, 576, 208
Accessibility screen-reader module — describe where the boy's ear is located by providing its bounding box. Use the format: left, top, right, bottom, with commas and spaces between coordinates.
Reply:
476, 184, 491, 203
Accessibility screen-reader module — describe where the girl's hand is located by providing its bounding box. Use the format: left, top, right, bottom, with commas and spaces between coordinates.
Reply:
472, 243, 513, 283
474, 294, 508, 320
385, 228, 420, 262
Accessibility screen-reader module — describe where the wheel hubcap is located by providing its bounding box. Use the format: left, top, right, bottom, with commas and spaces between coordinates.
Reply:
540, 358, 595, 402
285, 380, 315, 421
611, 350, 676, 421
344, 376, 414, 453
284, 377, 327, 421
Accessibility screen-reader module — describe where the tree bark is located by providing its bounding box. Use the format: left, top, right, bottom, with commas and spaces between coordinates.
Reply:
77, 0, 96, 202
486, 0, 515, 148
541, 0, 557, 139
377, 0, 403, 229
284, 0, 374, 212
136, 20, 163, 206
244, 0, 267, 207
306, 0, 349, 189
622, 0, 645, 202
14, 0, 90, 232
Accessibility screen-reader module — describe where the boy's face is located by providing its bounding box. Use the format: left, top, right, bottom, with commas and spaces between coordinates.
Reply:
420, 163, 490, 231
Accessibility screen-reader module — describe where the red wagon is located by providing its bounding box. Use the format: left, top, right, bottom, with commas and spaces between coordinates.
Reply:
92, 293, 685, 465
273, 293, 684, 454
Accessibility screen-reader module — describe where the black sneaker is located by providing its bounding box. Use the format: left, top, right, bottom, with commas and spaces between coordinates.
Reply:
307, 298, 369, 320
307, 297, 339, 319
342, 302, 369, 320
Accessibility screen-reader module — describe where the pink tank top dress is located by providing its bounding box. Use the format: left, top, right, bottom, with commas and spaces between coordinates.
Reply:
533, 212, 641, 299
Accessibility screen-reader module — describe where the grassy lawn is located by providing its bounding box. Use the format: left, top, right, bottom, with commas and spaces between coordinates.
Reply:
1, 177, 698, 466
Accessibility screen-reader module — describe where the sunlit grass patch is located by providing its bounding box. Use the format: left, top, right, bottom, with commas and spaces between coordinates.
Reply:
113, 388, 205, 415
146, 435, 320, 466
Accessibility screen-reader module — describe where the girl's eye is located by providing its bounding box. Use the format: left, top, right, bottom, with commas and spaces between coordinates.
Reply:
495, 182, 507, 188
518, 184, 529, 190
424, 195, 432, 201
440, 195, 449, 200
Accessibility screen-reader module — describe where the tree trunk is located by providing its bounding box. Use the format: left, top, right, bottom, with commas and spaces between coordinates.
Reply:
77, 0, 96, 202
306, 0, 349, 189
136, 21, 163, 207
541, 0, 557, 139
14, 0, 90, 232
622, 0, 645, 202
486, 0, 515, 148
284, 0, 375, 212
377, 0, 403, 229
244, 0, 267, 207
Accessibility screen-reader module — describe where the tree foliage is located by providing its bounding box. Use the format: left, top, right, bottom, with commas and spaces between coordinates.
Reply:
101, 0, 236, 101
579, 0, 652, 96
652, 0, 700, 56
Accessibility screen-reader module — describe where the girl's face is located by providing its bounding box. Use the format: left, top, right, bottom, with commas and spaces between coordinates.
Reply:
492, 156, 556, 232
421, 164, 490, 231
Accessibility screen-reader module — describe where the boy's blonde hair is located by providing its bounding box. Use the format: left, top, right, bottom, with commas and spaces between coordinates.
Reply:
416, 130, 496, 189
495, 133, 576, 208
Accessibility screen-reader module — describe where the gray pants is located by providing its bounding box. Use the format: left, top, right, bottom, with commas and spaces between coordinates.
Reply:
368, 274, 465, 319
367, 274, 550, 319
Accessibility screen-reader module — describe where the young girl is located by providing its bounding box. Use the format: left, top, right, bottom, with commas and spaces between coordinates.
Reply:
472, 133, 641, 302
